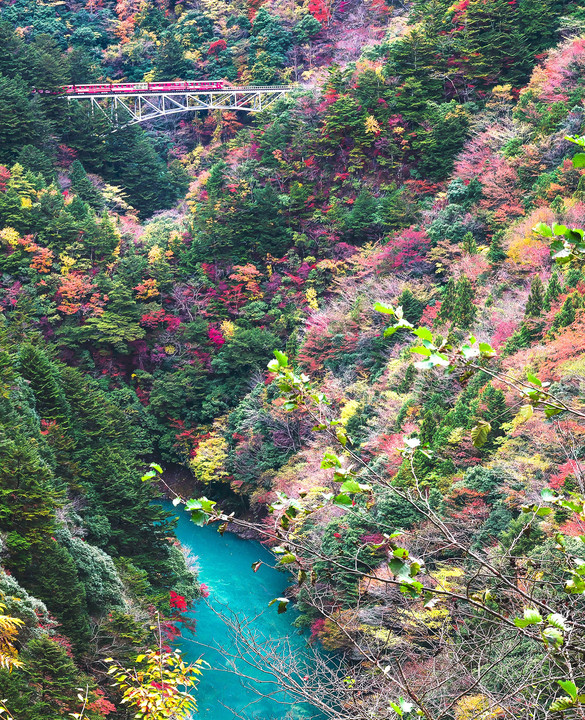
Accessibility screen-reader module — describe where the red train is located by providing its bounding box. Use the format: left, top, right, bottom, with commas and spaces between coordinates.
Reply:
33, 81, 225, 95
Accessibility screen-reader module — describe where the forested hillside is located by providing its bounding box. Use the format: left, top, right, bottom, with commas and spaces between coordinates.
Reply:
3, 0, 585, 717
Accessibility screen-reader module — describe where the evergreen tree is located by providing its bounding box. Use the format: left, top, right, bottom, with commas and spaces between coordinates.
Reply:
524, 276, 544, 318
153, 33, 190, 80
566, 267, 582, 288
26, 542, 91, 653
550, 295, 576, 334
543, 269, 563, 311
69, 160, 103, 211
419, 410, 437, 446
453, 276, 477, 329
17, 345, 71, 426
17, 145, 55, 184
488, 231, 507, 263
397, 289, 425, 325
437, 278, 457, 323
462, 231, 477, 254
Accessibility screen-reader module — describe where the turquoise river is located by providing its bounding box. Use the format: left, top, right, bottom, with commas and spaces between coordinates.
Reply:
164, 501, 316, 720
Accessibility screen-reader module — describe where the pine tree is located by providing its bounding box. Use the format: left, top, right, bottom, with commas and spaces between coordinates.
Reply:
543, 269, 563, 311
397, 289, 425, 325
26, 542, 91, 653
419, 410, 437, 446
524, 276, 544, 318
566, 267, 582, 289
69, 160, 103, 211
462, 231, 477, 254
452, 276, 477, 329
437, 278, 457, 323
397, 364, 416, 393
488, 231, 506, 263
550, 296, 576, 334
17, 345, 71, 426
153, 33, 190, 80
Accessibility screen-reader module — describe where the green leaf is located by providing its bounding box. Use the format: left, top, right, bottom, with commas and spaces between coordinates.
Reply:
471, 420, 491, 448
268, 597, 289, 614
273, 350, 288, 367
189, 509, 208, 527
545, 405, 564, 418
536, 507, 552, 517
389, 558, 408, 577
150, 463, 163, 473
340, 479, 361, 493
533, 222, 553, 237
526, 371, 542, 386
573, 153, 585, 168
541, 487, 557, 502
550, 696, 576, 712
413, 327, 433, 342
478, 342, 496, 356
321, 452, 342, 469
185, 499, 202, 511
333, 493, 353, 507
542, 626, 564, 648
279, 553, 297, 565
373, 302, 396, 315
267, 359, 280, 373
141, 471, 156, 482
172, 496, 182, 506
411, 346, 431, 356
389, 701, 403, 717
514, 607, 542, 628
558, 680, 578, 701
392, 547, 409, 559
547, 613, 567, 631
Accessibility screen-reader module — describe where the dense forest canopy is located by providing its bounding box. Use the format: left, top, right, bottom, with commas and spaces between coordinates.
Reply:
3, 0, 585, 717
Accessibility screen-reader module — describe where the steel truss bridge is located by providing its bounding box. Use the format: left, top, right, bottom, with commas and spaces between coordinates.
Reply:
67, 85, 295, 128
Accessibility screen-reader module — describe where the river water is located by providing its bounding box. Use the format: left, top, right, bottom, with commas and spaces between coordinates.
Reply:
164, 502, 315, 719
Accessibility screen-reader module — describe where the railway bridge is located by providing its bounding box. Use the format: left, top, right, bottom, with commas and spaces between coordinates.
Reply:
61, 83, 295, 128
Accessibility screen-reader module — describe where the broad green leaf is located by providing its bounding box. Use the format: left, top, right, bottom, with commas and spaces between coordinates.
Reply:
333, 493, 353, 507
321, 452, 342, 469
185, 499, 202, 511
552, 223, 569, 235
267, 359, 280, 372
572, 153, 585, 168
373, 302, 396, 315
541, 487, 557, 502
413, 327, 433, 342
513, 404, 533, 426
393, 547, 409, 559
389, 701, 403, 717
411, 346, 431, 356
547, 613, 567, 631
514, 607, 542, 628
273, 350, 288, 367
550, 696, 576, 712
189, 509, 208, 526
150, 463, 163, 473
172, 496, 182, 506
478, 342, 496, 356
558, 680, 578, 701
542, 626, 564, 647
389, 558, 407, 576
340, 479, 361, 493
533, 222, 553, 237
471, 420, 491, 448
279, 553, 297, 565
268, 597, 289, 614
526, 371, 542, 386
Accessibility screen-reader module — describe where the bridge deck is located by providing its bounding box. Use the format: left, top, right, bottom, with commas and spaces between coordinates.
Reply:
67, 85, 296, 127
